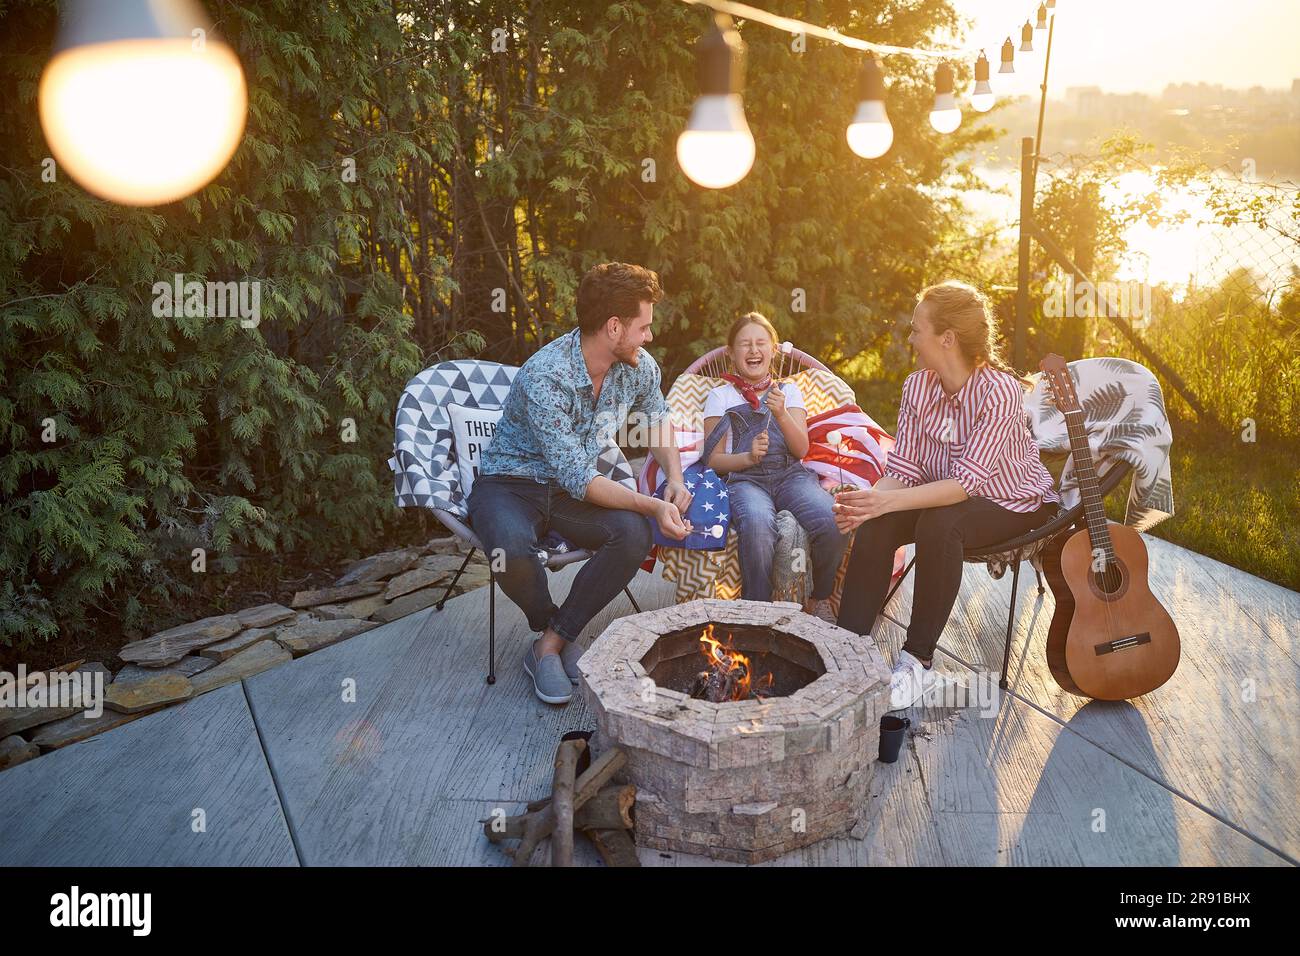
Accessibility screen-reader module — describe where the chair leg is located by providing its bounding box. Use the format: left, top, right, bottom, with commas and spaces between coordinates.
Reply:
999, 555, 1023, 691
623, 586, 641, 614
436, 548, 476, 611
1034, 565, 1044, 594
883, 556, 916, 610
487, 569, 497, 685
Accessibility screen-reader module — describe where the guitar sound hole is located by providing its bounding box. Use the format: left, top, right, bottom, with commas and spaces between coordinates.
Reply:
1092, 562, 1125, 595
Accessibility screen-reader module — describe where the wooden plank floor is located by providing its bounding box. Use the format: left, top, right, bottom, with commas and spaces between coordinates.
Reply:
244, 536, 1293, 866
878, 535, 1299, 866
5, 535, 1293, 866
0, 684, 298, 866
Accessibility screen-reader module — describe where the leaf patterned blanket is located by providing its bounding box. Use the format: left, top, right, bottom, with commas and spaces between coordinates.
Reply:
1025, 357, 1174, 532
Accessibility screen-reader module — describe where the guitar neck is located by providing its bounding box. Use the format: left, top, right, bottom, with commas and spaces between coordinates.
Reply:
1062, 408, 1115, 562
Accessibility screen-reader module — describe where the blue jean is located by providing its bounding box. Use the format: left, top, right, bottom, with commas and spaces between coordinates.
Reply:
727, 464, 847, 602
467, 475, 652, 642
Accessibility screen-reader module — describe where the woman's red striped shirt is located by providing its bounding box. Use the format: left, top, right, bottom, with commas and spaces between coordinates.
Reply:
884, 365, 1059, 513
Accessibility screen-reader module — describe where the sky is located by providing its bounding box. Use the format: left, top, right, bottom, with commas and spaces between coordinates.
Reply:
947, 0, 1300, 94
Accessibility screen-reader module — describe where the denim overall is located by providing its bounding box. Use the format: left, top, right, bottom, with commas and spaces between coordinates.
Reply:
712, 390, 846, 602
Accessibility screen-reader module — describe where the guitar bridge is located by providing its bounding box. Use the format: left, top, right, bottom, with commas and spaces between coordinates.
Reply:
1094, 632, 1151, 655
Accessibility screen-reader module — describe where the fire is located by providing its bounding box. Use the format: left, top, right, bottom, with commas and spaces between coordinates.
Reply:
696, 624, 774, 702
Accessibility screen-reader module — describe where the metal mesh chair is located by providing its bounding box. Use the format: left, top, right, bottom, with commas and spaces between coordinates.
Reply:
390, 358, 642, 685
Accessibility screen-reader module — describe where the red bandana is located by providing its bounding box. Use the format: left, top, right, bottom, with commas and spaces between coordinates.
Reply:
721, 372, 773, 411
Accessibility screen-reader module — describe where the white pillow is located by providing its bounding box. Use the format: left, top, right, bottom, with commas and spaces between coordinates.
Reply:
447, 403, 504, 498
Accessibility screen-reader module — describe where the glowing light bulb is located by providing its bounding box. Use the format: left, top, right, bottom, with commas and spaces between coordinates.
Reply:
38, 0, 246, 206
677, 96, 755, 189
846, 55, 893, 159
929, 62, 961, 134
970, 51, 994, 113
678, 14, 754, 189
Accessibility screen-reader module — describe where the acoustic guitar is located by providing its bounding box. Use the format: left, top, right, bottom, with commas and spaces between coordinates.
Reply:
1038, 354, 1180, 700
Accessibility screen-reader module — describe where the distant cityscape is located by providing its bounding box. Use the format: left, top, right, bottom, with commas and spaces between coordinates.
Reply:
976, 81, 1300, 179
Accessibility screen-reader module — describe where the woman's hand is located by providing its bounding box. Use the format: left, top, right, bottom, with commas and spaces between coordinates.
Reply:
747, 430, 769, 467
832, 486, 900, 531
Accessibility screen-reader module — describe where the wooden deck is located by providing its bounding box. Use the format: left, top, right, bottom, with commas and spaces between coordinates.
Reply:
1, 534, 1295, 866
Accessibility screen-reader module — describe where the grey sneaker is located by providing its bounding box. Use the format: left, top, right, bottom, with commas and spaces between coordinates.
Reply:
559, 641, 585, 685
522, 641, 573, 704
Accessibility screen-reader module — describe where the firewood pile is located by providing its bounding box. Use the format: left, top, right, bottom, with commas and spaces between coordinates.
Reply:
481, 737, 639, 867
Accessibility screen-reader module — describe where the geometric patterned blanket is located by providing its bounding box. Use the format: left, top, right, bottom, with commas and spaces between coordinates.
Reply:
390, 359, 638, 521
1024, 356, 1174, 533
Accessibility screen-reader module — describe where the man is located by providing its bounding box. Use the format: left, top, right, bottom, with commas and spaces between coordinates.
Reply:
468, 262, 692, 705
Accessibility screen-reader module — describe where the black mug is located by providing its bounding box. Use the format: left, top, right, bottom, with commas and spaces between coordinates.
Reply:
878, 715, 911, 763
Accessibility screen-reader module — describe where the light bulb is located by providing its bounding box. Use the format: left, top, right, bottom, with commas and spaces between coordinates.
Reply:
970, 52, 994, 112
678, 14, 754, 189
846, 55, 892, 159
930, 103, 962, 134
847, 100, 893, 158
38, 0, 246, 206
676, 94, 755, 189
929, 63, 961, 134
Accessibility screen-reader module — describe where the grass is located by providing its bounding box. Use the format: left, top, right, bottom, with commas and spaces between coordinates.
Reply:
1140, 423, 1299, 590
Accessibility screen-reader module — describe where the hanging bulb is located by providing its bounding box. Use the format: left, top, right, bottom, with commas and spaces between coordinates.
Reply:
1036, 3, 1048, 30
1020, 21, 1035, 53
846, 55, 893, 158
38, 0, 247, 206
999, 37, 1016, 75
676, 13, 755, 189
929, 62, 961, 134
970, 52, 994, 112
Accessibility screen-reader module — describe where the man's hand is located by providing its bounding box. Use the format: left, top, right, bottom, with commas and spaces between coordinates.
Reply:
747, 430, 769, 467
653, 499, 690, 541
661, 479, 693, 515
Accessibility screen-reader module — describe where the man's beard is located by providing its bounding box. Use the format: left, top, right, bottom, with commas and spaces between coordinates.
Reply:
614, 340, 641, 366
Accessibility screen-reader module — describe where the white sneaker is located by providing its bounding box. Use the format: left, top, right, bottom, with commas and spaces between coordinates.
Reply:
889, 649, 937, 711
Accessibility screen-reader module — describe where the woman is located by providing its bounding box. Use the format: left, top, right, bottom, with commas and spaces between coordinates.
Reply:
834, 281, 1059, 709
703, 312, 846, 621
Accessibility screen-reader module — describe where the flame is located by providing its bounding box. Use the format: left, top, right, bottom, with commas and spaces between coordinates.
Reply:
698, 623, 773, 701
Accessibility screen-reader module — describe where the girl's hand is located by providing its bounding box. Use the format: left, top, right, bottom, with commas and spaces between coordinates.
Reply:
765, 385, 787, 418
833, 486, 899, 527
747, 430, 769, 466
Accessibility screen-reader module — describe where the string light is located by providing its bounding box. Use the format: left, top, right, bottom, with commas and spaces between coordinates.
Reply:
999, 37, 1016, 76
676, 13, 755, 189
38, 0, 246, 206
673, 1, 1060, 183
970, 52, 995, 112
929, 62, 961, 134
846, 55, 893, 158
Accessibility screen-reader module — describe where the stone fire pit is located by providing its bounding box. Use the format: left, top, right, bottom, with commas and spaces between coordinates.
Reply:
578, 599, 892, 863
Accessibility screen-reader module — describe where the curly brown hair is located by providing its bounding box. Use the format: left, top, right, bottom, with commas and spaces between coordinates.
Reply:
575, 262, 664, 336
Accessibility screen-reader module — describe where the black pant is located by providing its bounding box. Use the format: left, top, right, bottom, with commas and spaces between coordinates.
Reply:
837, 498, 1059, 660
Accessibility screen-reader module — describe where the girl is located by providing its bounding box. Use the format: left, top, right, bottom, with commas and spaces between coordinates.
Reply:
703, 312, 846, 621
833, 281, 1060, 709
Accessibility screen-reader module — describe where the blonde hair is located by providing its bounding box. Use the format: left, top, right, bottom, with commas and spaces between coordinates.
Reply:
916, 281, 1031, 388
725, 312, 780, 375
